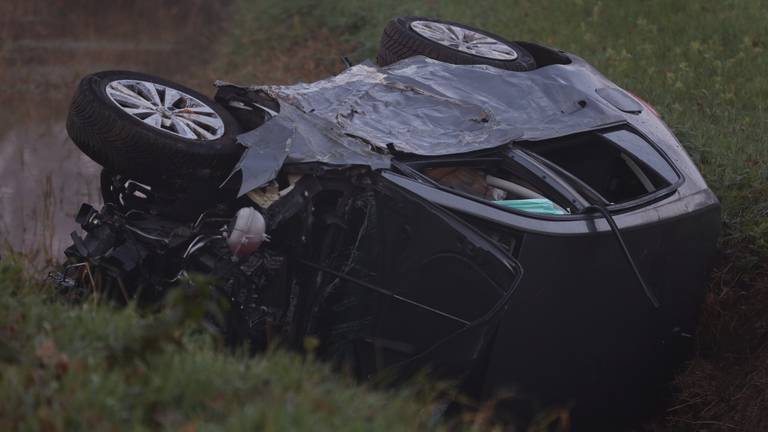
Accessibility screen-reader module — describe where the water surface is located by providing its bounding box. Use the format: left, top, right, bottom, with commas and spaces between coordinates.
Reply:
0, 0, 228, 260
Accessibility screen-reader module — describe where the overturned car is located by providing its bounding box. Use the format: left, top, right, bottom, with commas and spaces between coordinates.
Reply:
58, 17, 719, 424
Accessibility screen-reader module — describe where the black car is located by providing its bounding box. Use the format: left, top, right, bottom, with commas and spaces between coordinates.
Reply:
58, 17, 720, 426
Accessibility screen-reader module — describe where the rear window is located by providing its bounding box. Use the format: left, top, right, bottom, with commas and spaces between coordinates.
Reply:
520, 129, 679, 205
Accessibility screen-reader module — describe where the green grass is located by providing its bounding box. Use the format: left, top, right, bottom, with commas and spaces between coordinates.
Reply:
0, 259, 444, 431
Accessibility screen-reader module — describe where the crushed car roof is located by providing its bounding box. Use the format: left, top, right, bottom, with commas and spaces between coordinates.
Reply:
226, 55, 631, 195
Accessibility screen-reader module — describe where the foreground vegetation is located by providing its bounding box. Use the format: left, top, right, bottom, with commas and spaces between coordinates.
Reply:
0, 259, 449, 431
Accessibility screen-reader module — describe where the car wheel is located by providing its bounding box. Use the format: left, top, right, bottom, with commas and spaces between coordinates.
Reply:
67, 71, 243, 185
377, 16, 536, 71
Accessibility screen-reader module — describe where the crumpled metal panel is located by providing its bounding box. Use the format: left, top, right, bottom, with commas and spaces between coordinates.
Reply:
234, 103, 391, 194
233, 55, 628, 195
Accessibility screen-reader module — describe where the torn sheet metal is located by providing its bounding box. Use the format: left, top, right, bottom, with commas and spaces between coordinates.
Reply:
232, 55, 627, 194
234, 103, 390, 195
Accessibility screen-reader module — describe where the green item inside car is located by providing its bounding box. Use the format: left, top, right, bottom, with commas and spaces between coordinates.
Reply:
493, 198, 567, 215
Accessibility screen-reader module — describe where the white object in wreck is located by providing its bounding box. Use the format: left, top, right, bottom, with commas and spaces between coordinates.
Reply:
227, 207, 268, 258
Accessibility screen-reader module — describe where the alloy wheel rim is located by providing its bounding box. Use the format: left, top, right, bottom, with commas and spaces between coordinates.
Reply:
106, 79, 225, 140
410, 20, 518, 61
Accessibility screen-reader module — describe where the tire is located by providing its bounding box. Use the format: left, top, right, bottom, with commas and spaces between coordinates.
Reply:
66, 71, 243, 185
377, 16, 536, 72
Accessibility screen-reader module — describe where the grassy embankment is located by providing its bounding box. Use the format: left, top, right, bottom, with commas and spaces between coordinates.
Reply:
0, 258, 449, 431
2, 0, 766, 430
